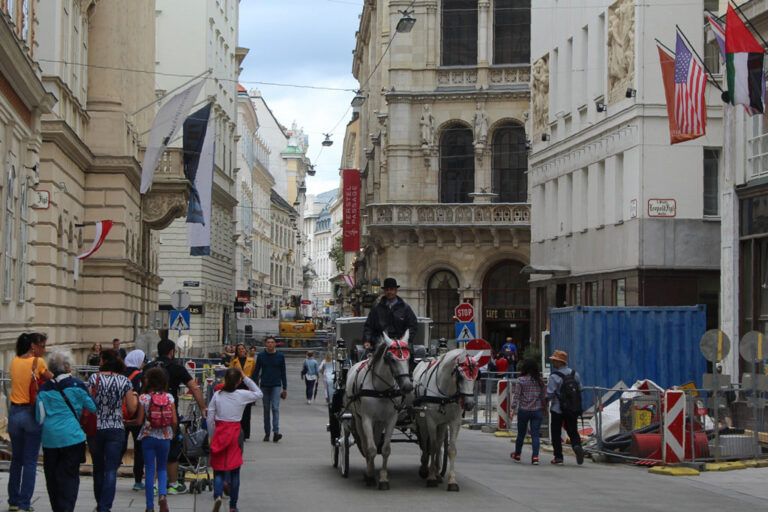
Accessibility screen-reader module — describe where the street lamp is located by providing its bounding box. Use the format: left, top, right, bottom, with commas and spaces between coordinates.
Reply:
322, 133, 333, 147
396, 9, 416, 33
371, 277, 381, 295
351, 90, 366, 108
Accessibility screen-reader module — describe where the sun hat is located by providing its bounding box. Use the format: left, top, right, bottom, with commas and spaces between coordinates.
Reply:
548, 350, 568, 364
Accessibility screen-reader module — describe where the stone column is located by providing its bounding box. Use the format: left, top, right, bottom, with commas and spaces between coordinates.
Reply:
477, 0, 490, 88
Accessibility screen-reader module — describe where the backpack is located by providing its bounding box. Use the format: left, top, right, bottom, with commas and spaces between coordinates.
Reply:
553, 370, 583, 416
147, 392, 174, 429
122, 370, 141, 421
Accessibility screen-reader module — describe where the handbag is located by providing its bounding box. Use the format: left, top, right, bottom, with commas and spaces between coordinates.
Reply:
28, 357, 47, 404
80, 373, 99, 437
53, 379, 88, 463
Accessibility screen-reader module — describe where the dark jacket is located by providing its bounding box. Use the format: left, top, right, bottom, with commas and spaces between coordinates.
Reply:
253, 350, 287, 389
363, 296, 418, 345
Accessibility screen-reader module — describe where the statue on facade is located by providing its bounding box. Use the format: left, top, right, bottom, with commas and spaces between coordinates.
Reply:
473, 102, 489, 145
531, 57, 549, 136
420, 104, 436, 147
607, 0, 635, 97
377, 113, 388, 169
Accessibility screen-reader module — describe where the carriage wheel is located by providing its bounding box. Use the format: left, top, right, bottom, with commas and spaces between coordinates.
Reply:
440, 434, 449, 477
338, 424, 350, 478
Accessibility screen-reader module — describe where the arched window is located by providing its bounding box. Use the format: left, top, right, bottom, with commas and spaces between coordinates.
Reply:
427, 270, 460, 341
494, 0, 531, 65
442, 0, 477, 66
440, 126, 474, 203
492, 123, 527, 203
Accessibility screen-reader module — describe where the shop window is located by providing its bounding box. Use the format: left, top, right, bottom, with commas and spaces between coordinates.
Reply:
612, 278, 626, 306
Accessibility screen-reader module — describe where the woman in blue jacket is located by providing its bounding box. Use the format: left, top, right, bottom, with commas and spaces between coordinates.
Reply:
36, 351, 96, 512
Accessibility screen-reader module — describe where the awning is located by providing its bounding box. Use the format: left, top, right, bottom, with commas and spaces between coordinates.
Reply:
520, 265, 570, 276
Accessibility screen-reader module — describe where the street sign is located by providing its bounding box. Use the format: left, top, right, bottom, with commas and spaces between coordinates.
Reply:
183, 281, 200, 287
301, 299, 312, 305
465, 338, 492, 367
739, 331, 768, 363
455, 303, 474, 323
150, 310, 169, 330
171, 289, 191, 311
455, 321, 476, 341
699, 329, 730, 362
170, 310, 191, 331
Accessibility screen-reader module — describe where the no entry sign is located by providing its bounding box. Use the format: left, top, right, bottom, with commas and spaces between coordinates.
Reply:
455, 303, 474, 323
465, 338, 492, 368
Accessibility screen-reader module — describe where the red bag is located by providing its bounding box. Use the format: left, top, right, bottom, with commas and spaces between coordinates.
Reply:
147, 392, 174, 429
28, 357, 47, 404
122, 370, 140, 421
81, 374, 99, 437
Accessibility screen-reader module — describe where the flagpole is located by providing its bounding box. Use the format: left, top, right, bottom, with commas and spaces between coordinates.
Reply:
731, 0, 768, 49
130, 68, 212, 117
654, 38, 675, 56
675, 26, 726, 93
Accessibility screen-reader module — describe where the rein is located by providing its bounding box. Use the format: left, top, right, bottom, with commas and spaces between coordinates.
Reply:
348, 349, 408, 405
414, 353, 473, 407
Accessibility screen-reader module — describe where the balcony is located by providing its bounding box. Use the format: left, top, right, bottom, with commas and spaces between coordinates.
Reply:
365, 203, 530, 249
139, 147, 190, 230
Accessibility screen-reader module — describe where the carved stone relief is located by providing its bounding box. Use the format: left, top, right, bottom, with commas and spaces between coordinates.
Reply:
142, 192, 189, 231
607, 0, 635, 105
531, 55, 549, 138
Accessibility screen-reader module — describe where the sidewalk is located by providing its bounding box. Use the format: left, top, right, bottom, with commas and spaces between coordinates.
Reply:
0, 464, 197, 512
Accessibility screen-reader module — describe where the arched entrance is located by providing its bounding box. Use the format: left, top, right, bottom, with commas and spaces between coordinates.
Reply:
482, 260, 530, 353
427, 270, 460, 341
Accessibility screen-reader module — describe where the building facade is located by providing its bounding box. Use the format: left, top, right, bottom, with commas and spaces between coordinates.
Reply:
528, 0, 723, 346
154, 0, 240, 355
350, 0, 532, 350
267, 190, 300, 312
302, 189, 337, 318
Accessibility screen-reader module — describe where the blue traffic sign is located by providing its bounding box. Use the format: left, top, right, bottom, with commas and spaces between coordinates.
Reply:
169, 310, 191, 331
455, 321, 476, 341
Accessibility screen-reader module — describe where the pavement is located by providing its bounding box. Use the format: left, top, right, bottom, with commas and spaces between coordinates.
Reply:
3, 355, 768, 511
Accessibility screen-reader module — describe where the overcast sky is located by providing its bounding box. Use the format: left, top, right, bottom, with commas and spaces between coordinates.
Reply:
238, 0, 363, 195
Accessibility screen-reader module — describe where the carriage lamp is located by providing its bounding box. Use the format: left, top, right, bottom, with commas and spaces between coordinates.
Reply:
335, 338, 348, 363
371, 278, 381, 295
438, 338, 449, 356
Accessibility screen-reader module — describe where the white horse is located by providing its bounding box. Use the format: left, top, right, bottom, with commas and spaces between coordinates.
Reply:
344, 331, 413, 490
413, 349, 478, 491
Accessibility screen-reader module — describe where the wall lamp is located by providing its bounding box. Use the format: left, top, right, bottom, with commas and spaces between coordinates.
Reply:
525, 140, 532, 150
541, 133, 550, 142
396, 9, 416, 33
596, 102, 607, 113
626, 88, 637, 98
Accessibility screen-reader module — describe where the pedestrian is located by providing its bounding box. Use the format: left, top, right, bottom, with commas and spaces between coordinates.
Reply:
8, 332, 53, 512
362, 277, 418, 348
35, 351, 96, 512
208, 367, 263, 512
301, 351, 319, 404
248, 346, 257, 358
123, 349, 146, 491
113, 338, 127, 360
546, 350, 584, 465
87, 343, 102, 367
221, 345, 235, 366
228, 344, 256, 440
253, 337, 287, 442
144, 338, 208, 494
88, 348, 138, 512
502, 338, 518, 373
510, 359, 547, 465
317, 351, 335, 404
135, 367, 178, 512
495, 352, 509, 376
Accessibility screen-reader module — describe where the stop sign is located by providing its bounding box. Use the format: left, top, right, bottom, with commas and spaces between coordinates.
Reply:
466, 338, 492, 367
455, 303, 474, 323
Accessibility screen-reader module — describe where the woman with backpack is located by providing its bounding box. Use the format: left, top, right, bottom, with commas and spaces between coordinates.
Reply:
123, 349, 146, 491
208, 367, 263, 512
228, 344, 255, 440
88, 348, 137, 512
135, 367, 177, 512
510, 358, 547, 465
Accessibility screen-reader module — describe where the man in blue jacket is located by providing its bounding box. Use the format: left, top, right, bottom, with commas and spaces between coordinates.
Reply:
254, 337, 287, 442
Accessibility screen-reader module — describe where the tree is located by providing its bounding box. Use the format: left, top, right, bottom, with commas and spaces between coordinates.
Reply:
329, 235, 344, 272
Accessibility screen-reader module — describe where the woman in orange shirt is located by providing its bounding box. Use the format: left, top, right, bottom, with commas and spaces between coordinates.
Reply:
7, 332, 53, 512
228, 344, 255, 440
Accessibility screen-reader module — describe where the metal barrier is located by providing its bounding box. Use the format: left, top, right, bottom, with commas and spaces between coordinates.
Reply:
465, 372, 521, 428
587, 384, 768, 465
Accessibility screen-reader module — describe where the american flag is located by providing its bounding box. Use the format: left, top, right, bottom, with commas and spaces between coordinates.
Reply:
674, 32, 707, 135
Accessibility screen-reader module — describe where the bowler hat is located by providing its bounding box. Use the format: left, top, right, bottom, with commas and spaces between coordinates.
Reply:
548, 350, 568, 364
382, 277, 400, 289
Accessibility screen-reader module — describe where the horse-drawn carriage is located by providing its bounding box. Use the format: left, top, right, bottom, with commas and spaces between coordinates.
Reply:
327, 317, 479, 491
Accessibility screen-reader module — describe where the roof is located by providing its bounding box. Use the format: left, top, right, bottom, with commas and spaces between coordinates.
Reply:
316, 188, 338, 204
280, 145, 304, 155
237, 84, 247, 93
270, 190, 298, 215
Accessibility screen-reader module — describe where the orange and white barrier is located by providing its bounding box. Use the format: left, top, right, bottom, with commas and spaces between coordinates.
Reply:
663, 390, 686, 463
497, 380, 514, 430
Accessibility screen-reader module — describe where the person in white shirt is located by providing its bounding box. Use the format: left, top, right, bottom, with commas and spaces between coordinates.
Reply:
317, 351, 336, 404
208, 368, 262, 512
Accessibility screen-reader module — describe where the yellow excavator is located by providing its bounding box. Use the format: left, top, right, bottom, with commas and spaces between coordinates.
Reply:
278, 297, 316, 339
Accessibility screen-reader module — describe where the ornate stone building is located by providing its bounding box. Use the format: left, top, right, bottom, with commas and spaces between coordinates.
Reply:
350, 0, 532, 350
528, 0, 723, 345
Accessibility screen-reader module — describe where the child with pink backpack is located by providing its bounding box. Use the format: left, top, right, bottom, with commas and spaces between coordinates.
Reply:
135, 367, 178, 512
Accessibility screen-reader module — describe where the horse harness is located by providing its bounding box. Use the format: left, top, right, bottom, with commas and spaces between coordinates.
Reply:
413, 355, 478, 412
347, 341, 410, 405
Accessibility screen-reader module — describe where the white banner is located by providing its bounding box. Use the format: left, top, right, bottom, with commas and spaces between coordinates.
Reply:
187, 117, 215, 252
140, 80, 205, 194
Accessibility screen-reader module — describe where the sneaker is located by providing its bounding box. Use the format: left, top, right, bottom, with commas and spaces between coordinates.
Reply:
167, 482, 187, 495
9, 507, 19, 512
263, 434, 271, 442
307, 399, 311, 404
574, 445, 585, 465
273, 433, 282, 442
531, 457, 539, 465
212, 497, 222, 512
133, 482, 146, 491
158, 496, 169, 512
510, 453, 521, 463
551, 458, 564, 465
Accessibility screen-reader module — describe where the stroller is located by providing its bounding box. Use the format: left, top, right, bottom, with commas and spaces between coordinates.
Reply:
177, 396, 212, 494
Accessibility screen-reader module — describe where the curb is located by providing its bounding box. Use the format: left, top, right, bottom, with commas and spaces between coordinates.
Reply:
648, 466, 700, 476
703, 461, 748, 472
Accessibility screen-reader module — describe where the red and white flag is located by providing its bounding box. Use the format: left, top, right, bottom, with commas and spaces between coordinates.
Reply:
342, 275, 355, 288
74, 220, 113, 280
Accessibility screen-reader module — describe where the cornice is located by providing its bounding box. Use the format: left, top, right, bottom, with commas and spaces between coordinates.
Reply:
386, 88, 530, 104
41, 119, 94, 170
89, 154, 142, 190
41, 75, 89, 120
0, 17, 54, 116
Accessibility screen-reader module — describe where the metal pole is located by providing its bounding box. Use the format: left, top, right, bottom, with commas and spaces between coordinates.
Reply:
689, 391, 695, 463
473, 378, 479, 426
130, 68, 212, 117
714, 369, 720, 462
753, 358, 760, 460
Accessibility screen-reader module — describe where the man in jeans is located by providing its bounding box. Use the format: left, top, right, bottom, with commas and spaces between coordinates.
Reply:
546, 349, 584, 465
254, 337, 287, 442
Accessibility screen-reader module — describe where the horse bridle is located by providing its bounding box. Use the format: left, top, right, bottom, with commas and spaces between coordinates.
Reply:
416, 354, 477, 406
350, 339, 410, 402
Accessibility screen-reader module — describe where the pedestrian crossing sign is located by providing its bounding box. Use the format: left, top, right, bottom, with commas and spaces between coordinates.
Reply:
170, 310, 191, 331
455, 321, 476, 341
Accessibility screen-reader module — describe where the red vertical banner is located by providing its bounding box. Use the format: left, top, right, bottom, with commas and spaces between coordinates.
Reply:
342, 169, 360, 252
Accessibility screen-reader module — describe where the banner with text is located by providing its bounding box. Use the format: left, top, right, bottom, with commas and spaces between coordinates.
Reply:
342, 169, 360, 252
